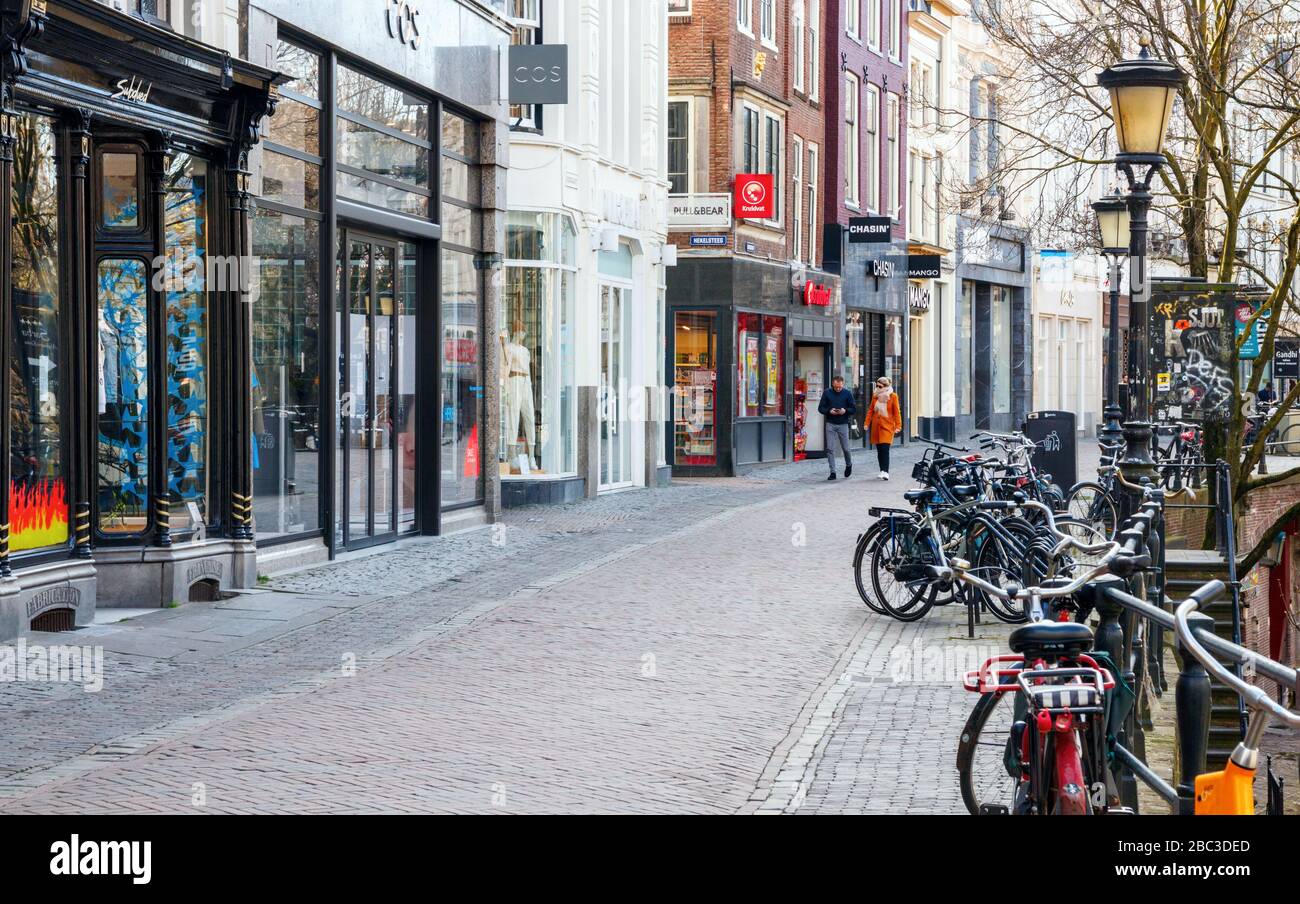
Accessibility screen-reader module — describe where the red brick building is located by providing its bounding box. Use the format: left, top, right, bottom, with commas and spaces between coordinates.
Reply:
665, 0, 841, 476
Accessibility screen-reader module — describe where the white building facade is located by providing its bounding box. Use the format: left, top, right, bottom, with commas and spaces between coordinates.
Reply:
501, 0, 671, 506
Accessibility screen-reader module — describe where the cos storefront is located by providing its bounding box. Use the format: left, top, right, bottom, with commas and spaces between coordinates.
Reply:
247, 0, 508, 572
0, 0, 281, 638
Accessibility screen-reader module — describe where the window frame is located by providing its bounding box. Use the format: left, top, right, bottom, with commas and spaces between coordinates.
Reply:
792, 0, 805, 93
667, 96, 694, 195
865, 83, 880, 213
763, 112, 783, 228
741, 102, 761, 175
807, 0, 820, 101
844, 72, 860, 209
888, 0, 901, 60
759, 0, 777, 47
866, 0, 881, 51
846, 0, 860, 40
887, 92, 899, 219
807, 142, 819, 266
737, 0, 753, 35
792, 134, 804, 261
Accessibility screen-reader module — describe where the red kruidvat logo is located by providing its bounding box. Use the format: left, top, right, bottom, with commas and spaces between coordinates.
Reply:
734, 174, 775, 219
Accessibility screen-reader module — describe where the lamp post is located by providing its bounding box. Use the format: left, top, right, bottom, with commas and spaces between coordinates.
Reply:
1092, 192, 1130, 448
1097, 36, 1187, 481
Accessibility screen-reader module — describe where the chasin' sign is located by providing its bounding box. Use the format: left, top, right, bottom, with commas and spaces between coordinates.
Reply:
734, 174, 775, 219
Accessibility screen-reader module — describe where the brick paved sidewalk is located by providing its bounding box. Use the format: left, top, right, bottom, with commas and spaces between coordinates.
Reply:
0, 445, 935, 814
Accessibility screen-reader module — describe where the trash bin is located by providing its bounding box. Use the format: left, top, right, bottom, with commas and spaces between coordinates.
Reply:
1022, 410, 1077, 491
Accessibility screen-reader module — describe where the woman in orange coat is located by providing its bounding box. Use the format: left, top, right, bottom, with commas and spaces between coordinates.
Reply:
863, 376, 902, 479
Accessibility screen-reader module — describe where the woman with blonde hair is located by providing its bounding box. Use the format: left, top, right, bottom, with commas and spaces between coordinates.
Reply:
863, 375, 902, 479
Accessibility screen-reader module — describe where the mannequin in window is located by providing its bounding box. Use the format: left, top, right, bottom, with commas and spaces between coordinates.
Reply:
500, 318, 535, 469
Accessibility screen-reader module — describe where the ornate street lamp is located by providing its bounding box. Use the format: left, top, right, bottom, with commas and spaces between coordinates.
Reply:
1092, 192, 1130, 448
1097, 37, 1186, 478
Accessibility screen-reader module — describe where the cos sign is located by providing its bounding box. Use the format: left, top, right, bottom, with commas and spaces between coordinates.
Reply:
508, 44, 569, 105
386, 0, 421, 50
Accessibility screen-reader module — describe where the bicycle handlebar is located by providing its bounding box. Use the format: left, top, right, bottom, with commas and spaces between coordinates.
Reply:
1174, 588, 1300, 730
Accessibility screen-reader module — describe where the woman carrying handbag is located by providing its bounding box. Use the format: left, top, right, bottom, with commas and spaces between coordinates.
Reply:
863, 376, 902, 480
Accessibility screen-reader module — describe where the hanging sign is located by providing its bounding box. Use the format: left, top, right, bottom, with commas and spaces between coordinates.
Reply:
907, 254, 941, 279
847, 216, 892, 243
1235, 301, 1262, 360
1275, 339, 1299, 378
508, 44, 569, 105
734, 174, 775, 219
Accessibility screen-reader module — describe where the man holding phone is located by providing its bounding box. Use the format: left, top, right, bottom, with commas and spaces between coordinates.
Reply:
818, 374, 857, 481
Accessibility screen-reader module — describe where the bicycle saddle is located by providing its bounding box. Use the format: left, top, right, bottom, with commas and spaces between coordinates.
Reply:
949, 484, 979, 498
1008, 621, 1094, 656
904, 488, 939, 503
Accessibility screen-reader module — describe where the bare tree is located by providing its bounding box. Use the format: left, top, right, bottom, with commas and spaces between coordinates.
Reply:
939, 0, 1300, 557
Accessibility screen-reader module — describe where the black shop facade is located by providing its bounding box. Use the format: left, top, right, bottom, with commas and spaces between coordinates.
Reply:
667, 256, 841, 477
0, 0, 283, 639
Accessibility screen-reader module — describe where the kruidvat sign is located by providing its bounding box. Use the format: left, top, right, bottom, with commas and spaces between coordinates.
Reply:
847, 216, 892, 243
508, 44, 569, 105
734, 174, 775, 219
803, 282, 833, 306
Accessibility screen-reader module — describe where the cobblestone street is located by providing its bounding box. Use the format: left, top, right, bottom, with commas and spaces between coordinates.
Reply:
0, 442, 1028, 815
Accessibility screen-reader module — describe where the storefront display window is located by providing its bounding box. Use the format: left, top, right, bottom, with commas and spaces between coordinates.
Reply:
501, 211, 577, 478
97, 258, 150, 535
10, 113, 68, 552
763, 316, 785, 416
737, 312, 761, 417
674, 311, 717, 465
252, 211, 322, 539
441, 110, 484, 508
398, 242, 418, 527
163, 154, 210, 533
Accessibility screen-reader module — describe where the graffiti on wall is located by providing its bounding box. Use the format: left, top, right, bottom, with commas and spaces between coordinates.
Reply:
1150, 288, 1239, 423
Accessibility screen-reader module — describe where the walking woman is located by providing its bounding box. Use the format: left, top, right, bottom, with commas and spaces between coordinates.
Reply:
864, 376, 902, 480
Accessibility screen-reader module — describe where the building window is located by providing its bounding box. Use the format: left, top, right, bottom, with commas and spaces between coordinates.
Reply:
888, 0, 901, 59
792, 135, 804, 261
668, 0, 691, 14
502, 212, 577, 479
737, 313, 786, 417
441, 111, 486, 507
764, 113, 782, 225
674, 311, 717, 466
742, 105, 760, 173
738, 0, 752, 33
793, 0, 805, 93
866, 0, 881, 50
807, 143, 819, 266
336, 64, 432, 218
10, 113, 68, 552
845, 73, 860, 207
509, 0, 542, 131
959, 281, 974, 415
865, 84, 880, 212
992, 284, 1012, 414
808, 0, 820, 100
846, 0, 859, 38
759, 0, 775, 44
668, 99, 691, 194
253, 39, 323, 541
97, 257, 150, 536
887, 93, 899, 218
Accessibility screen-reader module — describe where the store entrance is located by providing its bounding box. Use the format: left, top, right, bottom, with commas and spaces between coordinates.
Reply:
794, 343, 831, 460
338, 231, 414, 549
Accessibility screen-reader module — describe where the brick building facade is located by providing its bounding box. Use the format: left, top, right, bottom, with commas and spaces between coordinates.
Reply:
665, 0, 841, 476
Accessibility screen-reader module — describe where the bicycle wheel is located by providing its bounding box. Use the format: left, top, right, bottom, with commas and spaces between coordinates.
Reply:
870, 522, 938, 622
957, 689, 1022, 815
971, 518, 1034, 623
852, 520, 891, 615
1065, 481, 1118, 539
1279, 423, 1300, 457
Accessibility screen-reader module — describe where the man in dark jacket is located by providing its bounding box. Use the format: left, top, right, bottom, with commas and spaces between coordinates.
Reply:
818, 375, 857, 480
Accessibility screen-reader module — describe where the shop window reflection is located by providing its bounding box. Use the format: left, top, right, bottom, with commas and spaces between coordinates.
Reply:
673, 311, 717, 465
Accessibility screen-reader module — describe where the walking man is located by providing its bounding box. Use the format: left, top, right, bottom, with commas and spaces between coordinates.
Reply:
819, 374, 857, 481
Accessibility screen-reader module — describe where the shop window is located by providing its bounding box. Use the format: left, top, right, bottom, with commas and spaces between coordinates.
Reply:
674, 312, 717, 466
10, 113, 68, 553
763, 316, 785, 415
737, 312, 761, 418
501, 212, 577, 479
441, 111, 485, 508
101, 152, 140, 230
398, 243, 418, 527
336, 65, 431, 218
251, 210, 322, 539
97, 258, 151, 535
163, 154, 210, 533
959, 281, 974, 415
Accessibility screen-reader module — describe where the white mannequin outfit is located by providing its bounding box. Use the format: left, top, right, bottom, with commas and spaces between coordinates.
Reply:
503, 335, 535, 452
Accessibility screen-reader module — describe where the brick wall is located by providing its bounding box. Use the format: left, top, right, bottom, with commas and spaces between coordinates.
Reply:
1236, 471, 1300, 678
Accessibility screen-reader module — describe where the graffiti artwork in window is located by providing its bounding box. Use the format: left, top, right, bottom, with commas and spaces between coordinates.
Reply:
10, 113, 68, 552
164, 155, 209, 532
98, 258, 150, 534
